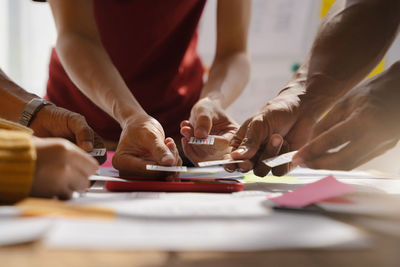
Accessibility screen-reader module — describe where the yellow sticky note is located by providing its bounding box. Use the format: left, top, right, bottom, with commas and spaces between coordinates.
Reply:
16, 198, 115, 220
320, 0, 335, 18
243, 173, 302, 184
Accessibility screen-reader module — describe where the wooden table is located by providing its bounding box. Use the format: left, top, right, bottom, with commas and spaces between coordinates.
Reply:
2, 229, 400, 267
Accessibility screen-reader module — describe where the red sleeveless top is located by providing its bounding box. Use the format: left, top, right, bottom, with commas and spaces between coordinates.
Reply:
45, 0, 206, 141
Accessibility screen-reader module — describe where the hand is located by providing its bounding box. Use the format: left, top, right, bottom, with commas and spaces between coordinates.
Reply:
30, 105, 104, 152
31, 137, 99, 200
228, 82, 318, 177
112, 115, 182, 177
180, 98, 239, 164
293, 63, 400, 170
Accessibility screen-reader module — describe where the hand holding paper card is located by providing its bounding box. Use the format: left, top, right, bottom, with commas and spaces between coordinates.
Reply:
269, 175, 356, 208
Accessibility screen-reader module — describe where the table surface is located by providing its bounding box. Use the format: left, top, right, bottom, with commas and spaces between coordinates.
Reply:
2, 225, 400, 267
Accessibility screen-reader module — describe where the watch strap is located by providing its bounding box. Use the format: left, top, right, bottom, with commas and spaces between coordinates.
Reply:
18, 98, 54, 127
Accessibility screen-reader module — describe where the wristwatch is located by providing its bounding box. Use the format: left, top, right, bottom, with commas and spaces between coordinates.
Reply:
18, 98, 54, 127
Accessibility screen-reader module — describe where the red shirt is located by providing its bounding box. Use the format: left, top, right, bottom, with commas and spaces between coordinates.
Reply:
46, 0, 206, 141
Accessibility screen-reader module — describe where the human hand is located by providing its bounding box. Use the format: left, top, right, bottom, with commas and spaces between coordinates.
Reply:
293, 63, 400, 170
228, 82, 319, 177
180, 98, 239, 165
30, 105, 105, 153
31, 137, 99, 200
112, 115, 182, 177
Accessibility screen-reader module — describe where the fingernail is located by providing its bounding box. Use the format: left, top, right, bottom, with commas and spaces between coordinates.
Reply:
161, 154, 174, 163
235, 147, 247, 154
271, 136, 281, 148
225, 168, 235, 173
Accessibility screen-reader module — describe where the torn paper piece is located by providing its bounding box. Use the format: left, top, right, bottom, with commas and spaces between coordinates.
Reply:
263, 151, 297, 168
146, 165, 188, 172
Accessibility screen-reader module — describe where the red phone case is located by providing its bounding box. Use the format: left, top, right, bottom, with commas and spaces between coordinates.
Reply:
105, 178, 243, 193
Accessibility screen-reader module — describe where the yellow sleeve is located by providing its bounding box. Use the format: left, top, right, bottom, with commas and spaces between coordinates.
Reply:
0, 118, 36, 204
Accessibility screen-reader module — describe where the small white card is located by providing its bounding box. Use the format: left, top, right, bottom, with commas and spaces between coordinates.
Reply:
198, 159, 245, 167
188, 136, 215, 145
146, 165, 188, 172
89, 148, 106, 157
263, 151, 298, 168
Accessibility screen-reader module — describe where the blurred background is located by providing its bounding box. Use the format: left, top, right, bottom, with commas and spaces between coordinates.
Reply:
1, 0, 400, 174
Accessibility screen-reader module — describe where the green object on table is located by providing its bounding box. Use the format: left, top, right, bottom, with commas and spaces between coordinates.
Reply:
291, 63, 300, 73
243, 172, 302, 183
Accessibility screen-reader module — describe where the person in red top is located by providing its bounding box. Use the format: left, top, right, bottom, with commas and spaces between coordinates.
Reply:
44, 0, 250, 176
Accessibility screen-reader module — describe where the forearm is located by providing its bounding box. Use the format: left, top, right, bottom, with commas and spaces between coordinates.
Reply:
0, 69, 37, 122
290, 0, 400, 117
56, 34, 146, 125
200, 52, 250, 109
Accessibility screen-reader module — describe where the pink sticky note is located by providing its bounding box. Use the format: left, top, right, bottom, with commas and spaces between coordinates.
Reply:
101, 151, 115, 167
269, 175, 356, 208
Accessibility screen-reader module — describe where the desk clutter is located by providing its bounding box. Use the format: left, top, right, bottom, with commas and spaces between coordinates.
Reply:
2, 152, 400, 251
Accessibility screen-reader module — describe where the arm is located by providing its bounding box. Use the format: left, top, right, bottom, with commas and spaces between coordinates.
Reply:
230, 0, 400, 176
0, 69, 101, 152
47, 0, 181, 175
180, 0, 251, 164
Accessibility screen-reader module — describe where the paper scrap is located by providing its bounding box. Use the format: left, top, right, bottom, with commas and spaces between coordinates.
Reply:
263, 151, 297, 168
146, 165, 187, 172
269, 175, 356, 208
243, 173, 302, 184
89, 148, 106, 157
198, 159, 245, 167
101, 151, 115, 167
189, 136, 215, 145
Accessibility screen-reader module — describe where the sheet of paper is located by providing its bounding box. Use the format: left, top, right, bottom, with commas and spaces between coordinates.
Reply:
89, 175, 128, 182
146, 165, 187, 172
198, 159, 245, 167
44, 212, 368, 251
263, 151, 297, 168
188, 135, 215, 145
269, 175, 356, 208
0, 217, 52, 246
88, 148, 106, 157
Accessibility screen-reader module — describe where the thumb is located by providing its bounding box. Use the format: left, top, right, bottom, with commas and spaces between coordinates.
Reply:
149, 138, 175, 166
231, 119, 267, 160
68, 114, 94, 152
193, 113, 212, 139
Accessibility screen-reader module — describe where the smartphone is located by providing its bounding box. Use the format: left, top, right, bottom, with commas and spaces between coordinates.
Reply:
105, 177, 243, 193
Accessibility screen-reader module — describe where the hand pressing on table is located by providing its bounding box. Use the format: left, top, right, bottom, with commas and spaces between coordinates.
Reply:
112, 114, 182, 177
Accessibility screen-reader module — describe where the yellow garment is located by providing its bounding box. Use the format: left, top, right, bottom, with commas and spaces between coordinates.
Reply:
0, 118, 36, 204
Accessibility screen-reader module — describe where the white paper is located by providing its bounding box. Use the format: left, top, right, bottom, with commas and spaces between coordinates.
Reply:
146, 165, 187, 172
88, 148, 106, 157
198, 159, 245, 167
263, 151, 297, 168
188, 136, 215, 145
44, 213, 368, 251
0, 218, 52, 246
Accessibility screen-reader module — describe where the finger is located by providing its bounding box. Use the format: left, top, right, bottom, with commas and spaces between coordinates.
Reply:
180, 120, 191, 128
271, 140, 292, 176
181, 137, 202, 165
69, 171, 90, 192
193, 114, 212, 139
68, 114, 94, 152
180, 126, 194, 139
253, 134, 283, 177
230, 121, 249, 150
312, 101, 348, 139
294, 118, 361, 166
58, 189, 73, 201
112, 152, 167, 178
165, 138, 181, 165
231, 119, 268, 160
